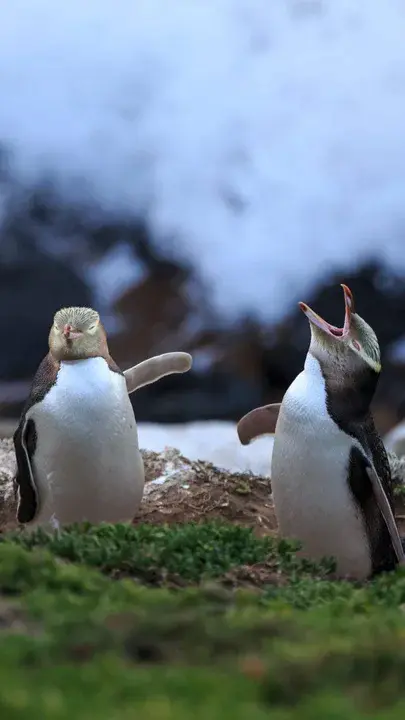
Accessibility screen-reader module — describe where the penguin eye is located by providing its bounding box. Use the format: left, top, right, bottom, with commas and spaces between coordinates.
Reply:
352, 339, 361, 351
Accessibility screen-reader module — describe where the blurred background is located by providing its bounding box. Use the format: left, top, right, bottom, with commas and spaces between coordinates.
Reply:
1, 1, 405, 440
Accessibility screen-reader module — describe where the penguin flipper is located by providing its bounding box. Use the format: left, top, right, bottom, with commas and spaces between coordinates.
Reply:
13, 416, 39, 524
124, 353, 193, 394
364, 460, 405, 566
237, 403, 282, 446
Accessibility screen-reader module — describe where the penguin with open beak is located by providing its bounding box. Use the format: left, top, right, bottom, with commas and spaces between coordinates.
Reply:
13, 306, 192, 531
240, 285, 405, 579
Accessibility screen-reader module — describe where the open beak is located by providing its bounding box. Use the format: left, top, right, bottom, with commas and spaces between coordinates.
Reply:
299, 284, 354, 339
63, 324, 83, 342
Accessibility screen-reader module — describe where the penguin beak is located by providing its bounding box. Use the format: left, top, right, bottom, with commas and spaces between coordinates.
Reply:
341, 284, 354, 332
63, 324, 83, 341
299, 284, 354, 339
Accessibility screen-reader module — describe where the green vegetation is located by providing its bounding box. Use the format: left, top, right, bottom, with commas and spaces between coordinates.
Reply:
6, 521, 277, 581
0, 521, 405, 718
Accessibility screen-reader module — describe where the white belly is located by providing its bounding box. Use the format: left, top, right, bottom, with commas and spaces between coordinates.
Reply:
28, 357, 144, 528
271, 353, 372, 579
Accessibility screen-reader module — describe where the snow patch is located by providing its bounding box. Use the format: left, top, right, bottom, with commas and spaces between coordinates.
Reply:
139, 421, 273, 476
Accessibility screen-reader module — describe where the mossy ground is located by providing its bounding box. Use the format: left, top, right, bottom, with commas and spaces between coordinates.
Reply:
0, 522, 404, 718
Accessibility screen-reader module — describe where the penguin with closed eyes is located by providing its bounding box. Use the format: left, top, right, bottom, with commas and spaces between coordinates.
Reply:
13, 306, 192, 531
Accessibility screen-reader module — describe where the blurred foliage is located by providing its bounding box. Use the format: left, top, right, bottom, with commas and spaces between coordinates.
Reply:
0, 522, 405, 718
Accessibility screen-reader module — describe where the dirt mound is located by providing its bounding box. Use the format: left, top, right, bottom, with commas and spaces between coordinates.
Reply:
139, 448, 276, 536
0, 440, 276, 535
139, 447, 405, 536
0, 438, 17, 531
0, 440, 404, 537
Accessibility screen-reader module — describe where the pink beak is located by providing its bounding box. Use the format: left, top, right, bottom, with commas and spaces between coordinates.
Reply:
63, 324, 83, 341
299, 284, 354, 339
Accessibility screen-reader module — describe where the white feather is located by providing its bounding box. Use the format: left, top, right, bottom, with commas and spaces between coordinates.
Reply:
271, 352, 372, 580
26, 357, 144, 528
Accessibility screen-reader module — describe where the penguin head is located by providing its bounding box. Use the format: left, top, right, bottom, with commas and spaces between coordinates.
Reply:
299, 284, 381, 374
49, 307, 108, 361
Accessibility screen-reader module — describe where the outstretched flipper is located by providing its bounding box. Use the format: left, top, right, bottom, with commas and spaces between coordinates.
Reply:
124, 352, 192, 394
237, 403, 282, 446
13, 417, 39, 524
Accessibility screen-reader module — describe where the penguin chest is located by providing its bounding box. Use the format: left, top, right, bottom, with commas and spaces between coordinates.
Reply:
271, 359, 372, 579
29, 358, 144, 525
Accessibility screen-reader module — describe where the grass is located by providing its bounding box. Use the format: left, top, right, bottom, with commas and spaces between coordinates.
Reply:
0, 522, 405, 718
5, 521, 277, 581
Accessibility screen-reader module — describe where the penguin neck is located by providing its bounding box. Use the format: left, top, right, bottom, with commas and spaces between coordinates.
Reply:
303, 352, 324, 377
307, 349, 379, 427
